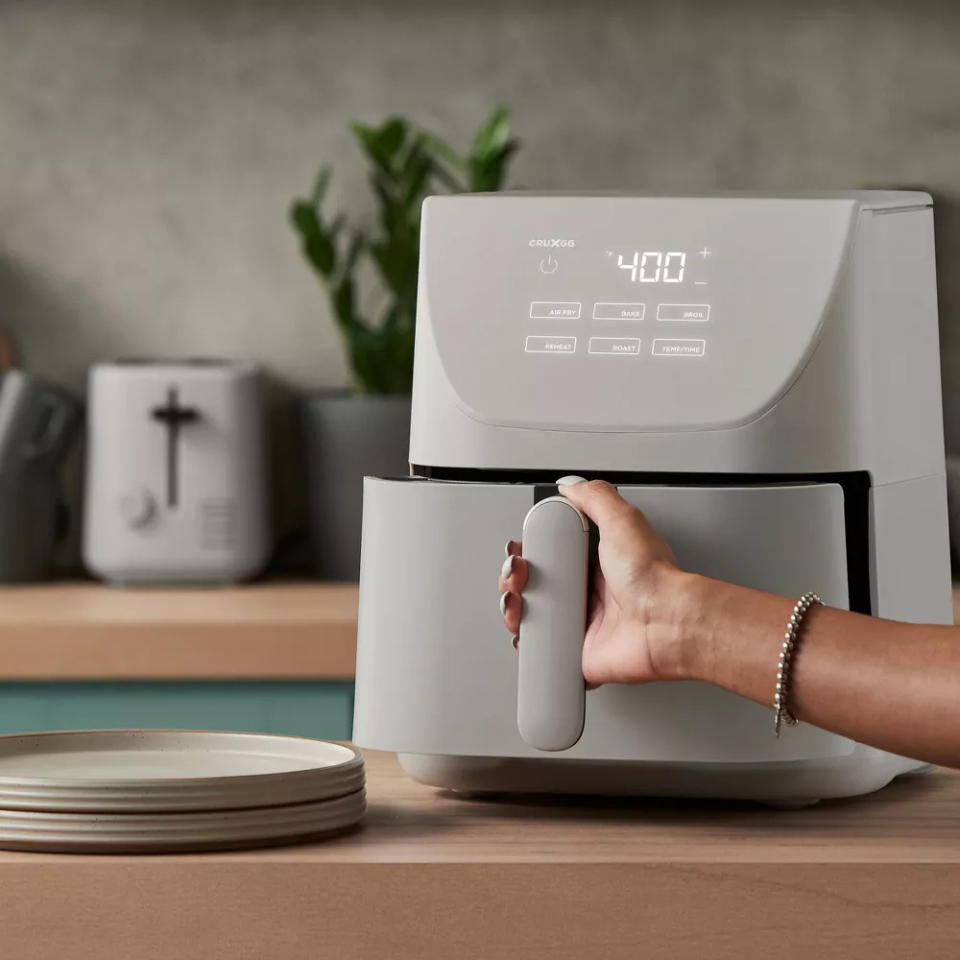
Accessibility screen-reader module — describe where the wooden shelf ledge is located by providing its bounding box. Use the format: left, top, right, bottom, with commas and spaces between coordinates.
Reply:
0, 582, 955, 683
0, 582, 358, 681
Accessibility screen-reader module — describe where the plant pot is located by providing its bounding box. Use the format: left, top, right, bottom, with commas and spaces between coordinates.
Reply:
301, 391, 411, 581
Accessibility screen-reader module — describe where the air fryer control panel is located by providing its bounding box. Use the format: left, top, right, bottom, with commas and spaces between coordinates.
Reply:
418, 196, 858, 432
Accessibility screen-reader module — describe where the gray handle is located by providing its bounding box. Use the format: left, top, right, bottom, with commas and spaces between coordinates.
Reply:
516, 497, 589, 751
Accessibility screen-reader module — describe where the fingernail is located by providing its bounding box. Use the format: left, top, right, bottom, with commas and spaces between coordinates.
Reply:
504, 539, 518, 558
556, 475, 587, 487
499, 591, 512, 616
511, 634, 519, 650
500, 554, 515, 580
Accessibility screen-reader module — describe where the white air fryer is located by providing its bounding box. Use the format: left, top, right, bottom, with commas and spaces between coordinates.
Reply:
353, 192, 953, 803
83, 359, 270, 584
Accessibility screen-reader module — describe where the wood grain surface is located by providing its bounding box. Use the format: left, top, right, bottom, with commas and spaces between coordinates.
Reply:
0, 750, 959, 959
0, 582, 358, 679
0, 578, 956, 683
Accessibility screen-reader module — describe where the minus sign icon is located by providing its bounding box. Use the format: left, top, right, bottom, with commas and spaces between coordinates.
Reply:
694, 280, 709, 285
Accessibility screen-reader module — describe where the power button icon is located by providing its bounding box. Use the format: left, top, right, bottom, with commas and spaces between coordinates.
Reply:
539, 255, 559, 275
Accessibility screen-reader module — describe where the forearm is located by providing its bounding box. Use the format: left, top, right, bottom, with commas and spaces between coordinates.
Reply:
656, 571, 960, 768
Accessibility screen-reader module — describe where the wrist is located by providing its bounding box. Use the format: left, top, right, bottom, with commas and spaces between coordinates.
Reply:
644, 569, 716, 682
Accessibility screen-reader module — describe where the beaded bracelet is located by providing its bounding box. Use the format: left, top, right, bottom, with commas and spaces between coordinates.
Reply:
774, 591, 823, 737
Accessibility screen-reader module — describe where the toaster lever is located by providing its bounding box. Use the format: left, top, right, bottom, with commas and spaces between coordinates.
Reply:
150, 387, 199, 508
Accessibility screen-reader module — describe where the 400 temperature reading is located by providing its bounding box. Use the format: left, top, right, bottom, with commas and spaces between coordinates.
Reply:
615, 251, 686, 283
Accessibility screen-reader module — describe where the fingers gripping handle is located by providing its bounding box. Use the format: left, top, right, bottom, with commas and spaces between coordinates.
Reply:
517, 497, 589, 751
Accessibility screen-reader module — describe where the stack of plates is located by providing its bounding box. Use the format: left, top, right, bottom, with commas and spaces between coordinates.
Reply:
0, 730, 365, 853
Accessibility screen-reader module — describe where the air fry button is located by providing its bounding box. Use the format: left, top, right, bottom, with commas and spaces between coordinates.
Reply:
652, 338, 706, 358
529, 301, 581, 320
525, 335, 577, 355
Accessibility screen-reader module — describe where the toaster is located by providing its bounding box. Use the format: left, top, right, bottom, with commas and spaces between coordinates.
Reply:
83, 359, 271, 584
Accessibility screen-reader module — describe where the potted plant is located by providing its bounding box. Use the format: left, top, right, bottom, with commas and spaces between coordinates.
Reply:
291, 109, 519, 579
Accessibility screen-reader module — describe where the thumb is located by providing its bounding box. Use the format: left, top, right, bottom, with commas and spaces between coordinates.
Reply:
556, 478, 632, 531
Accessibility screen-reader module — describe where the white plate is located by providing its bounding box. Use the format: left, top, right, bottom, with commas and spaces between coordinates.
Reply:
0, 731, 364, 812
0, 788, 366, 853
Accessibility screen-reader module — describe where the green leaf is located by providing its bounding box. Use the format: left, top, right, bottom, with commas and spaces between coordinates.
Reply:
417, 130, 468, 192
341, 230, 365, 277
469, 138, 519, 192
418, 130, 466, 171
398, 145, 433, 211
309, 166, 331, 206
306, 231, 335, 275
352, 117, 408, 171
470, 107, 511, 164
427, 158, 466, 193
290, 201, 336, 276
332, 276, 357, 332
289, 200, 318, 239
378, 118, 406, 157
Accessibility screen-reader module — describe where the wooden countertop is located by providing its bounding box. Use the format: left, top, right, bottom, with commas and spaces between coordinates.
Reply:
0, 749, 959, 959
0, 582, 955, 683
0, 582, 358, 680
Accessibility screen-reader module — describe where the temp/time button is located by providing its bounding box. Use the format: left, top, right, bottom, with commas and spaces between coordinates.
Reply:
529, 301, 581, 320
525, 335, 577, 355
589, 337, 641, 356
652, 338, 706, 358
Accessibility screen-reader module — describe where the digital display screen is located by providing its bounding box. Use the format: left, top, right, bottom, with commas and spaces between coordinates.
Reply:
520, 244, 712, 361
614, 251, 687, 283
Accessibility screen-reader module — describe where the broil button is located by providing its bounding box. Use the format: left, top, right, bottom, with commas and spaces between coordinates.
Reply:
657, 303, 710, 322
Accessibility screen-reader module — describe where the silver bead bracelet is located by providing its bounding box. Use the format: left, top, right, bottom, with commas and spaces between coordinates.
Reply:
774, 591, 823, 737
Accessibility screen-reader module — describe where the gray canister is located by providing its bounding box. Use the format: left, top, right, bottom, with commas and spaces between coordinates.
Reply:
301, 392, 411, 581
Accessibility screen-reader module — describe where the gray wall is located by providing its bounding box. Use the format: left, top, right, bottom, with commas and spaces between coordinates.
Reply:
2, 0, 960, 445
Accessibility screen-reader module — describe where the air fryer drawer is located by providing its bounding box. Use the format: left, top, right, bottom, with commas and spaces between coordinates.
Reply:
354, 478, 851, 764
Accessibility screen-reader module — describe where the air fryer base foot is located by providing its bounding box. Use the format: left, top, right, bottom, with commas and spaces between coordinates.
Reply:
756, 797, 821, 809
398, 749, 925, 803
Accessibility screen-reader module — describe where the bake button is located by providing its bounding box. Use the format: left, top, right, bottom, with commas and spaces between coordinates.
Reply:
588, 337, 641, 356
657, 303, 710, 322
525, 335, 577, 355
529, 301, 581, 320
593, 302, 645, 321
651, 338, 706, 358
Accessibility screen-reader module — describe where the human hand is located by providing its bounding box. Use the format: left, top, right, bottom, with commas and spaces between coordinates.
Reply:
498, 478, 685, 687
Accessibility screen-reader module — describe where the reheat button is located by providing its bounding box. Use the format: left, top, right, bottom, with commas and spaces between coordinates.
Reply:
525, 335, 577, 355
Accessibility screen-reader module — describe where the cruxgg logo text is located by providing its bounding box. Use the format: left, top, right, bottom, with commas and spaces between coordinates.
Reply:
528, 238, 576, 248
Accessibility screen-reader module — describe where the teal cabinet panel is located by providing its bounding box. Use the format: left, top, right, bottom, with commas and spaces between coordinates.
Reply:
0, 682, 355, 740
